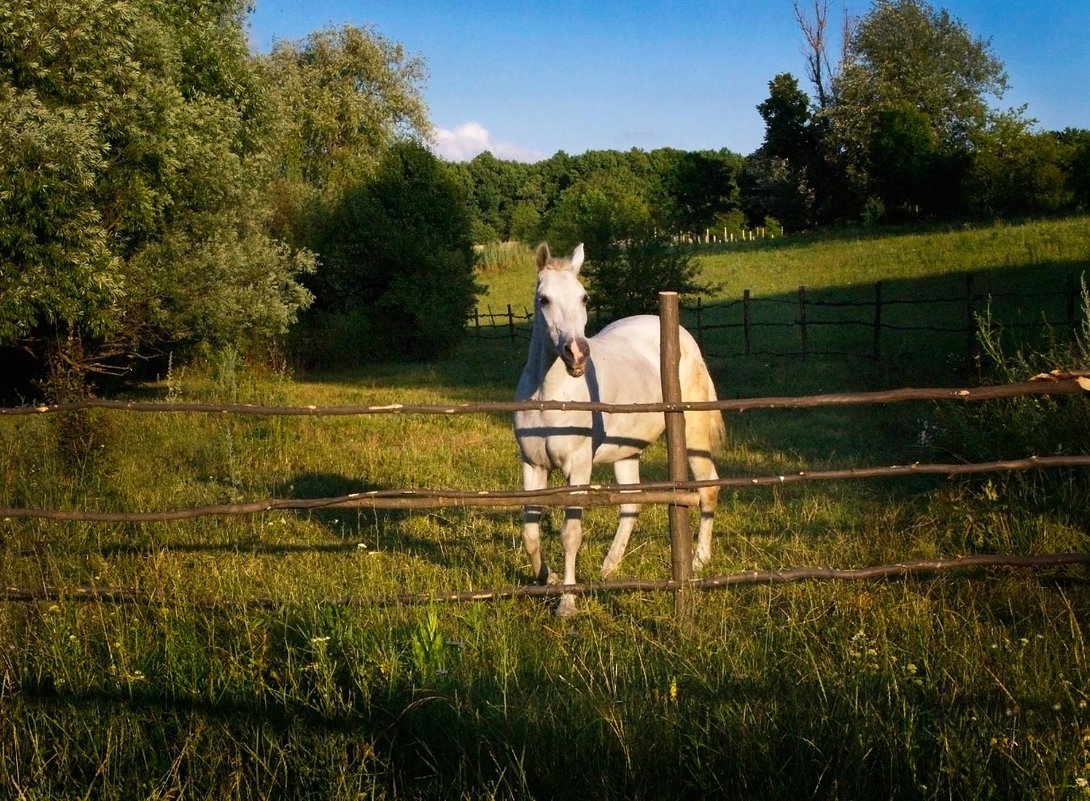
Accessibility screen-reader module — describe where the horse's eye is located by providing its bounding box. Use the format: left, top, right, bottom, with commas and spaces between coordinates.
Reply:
581, 294, 588, 305
538, 296, 550, 307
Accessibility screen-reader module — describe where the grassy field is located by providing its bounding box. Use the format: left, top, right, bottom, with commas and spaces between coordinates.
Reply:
2, 218, 1090, 799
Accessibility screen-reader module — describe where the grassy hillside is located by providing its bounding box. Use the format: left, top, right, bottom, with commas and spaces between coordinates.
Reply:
1, 218, 1089, 799
480, 217, 1090, 308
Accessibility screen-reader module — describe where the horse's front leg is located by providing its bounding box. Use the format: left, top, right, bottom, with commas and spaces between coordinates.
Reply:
521, 462, 551, 585
601, 457, 641, 578
556, 450, 593, 617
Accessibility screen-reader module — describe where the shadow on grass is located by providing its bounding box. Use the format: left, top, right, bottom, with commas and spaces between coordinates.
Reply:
11, 657, 1074, 801
272, 471, 526, 579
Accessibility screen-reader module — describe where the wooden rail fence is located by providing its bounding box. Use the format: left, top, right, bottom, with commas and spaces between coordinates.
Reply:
2, 294, 1089, 611
471, 272, 1084, 362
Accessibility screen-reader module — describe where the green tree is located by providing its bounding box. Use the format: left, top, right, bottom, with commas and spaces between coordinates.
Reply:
866, 102, 942, 214
583, 235, 711, 320
749, 73, 819, 228
508, 201, 542, 243
667, 150, 742, 237
966, 116, 1070, 216
0, 0, 314, 391
542, 171, 713, 319
740, 151, 814, 233
1057, 128, 1090, 210
830, 0, 1010, 216
262, 26, 429, 195
543, 170, 652, 257
758, 73, 814, 163
298, 142, 480, 364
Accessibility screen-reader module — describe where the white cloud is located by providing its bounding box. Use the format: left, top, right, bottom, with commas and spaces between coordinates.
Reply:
430, 121, 543, 163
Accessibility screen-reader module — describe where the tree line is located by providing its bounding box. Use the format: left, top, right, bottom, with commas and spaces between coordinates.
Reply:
0, 0, 474, 395
2, 0, 1087, 397
453, 0, 1090, 247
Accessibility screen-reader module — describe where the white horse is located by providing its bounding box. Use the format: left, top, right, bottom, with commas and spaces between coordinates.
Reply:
513, 242, 726, 615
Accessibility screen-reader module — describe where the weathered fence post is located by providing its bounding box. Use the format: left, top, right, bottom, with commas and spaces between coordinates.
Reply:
659, 291, 692, 618
965, 274, 977, 365
798, 285, 809, 355
743, 289, 752, 355
873, 280, 883, 362
506, 304, 515, 342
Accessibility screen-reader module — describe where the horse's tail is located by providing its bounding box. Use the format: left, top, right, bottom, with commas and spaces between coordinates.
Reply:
681, 345, 727, 456
700, 365, 727, 455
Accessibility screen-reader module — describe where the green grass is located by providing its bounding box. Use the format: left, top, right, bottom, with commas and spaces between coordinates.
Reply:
2, 217, 1090, 799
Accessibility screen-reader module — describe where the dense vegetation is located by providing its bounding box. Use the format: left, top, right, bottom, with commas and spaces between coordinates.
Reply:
2, 219, 1089, 799
0, 0, 473, 393
4, 0, 1089, 399
2, 2, 1090, 792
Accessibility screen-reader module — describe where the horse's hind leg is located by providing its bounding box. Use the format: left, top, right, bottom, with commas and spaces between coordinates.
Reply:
601, 457, 641, 578
687, 446, 720, 572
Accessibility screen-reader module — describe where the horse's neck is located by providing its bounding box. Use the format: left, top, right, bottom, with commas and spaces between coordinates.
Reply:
517, 314, 560, 399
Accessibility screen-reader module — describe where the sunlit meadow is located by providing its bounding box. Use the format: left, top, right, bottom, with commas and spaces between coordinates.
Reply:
1, 217, 1089, 799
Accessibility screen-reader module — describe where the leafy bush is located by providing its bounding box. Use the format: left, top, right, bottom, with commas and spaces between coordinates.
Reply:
0, 0, 315, 385
296, 142, 481, 365
583, 234, 716, 320
934, 282, 1090, 515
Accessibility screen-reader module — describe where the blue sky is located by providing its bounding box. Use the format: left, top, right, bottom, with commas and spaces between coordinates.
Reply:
247, 1, 1090, 163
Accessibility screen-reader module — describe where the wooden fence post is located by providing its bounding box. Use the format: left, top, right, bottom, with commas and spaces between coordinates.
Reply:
506, 304, 515, 342
743, 289, 752, 355
798, 285, 809, 355
873, 280, 883, 362
659, 292, 692, 618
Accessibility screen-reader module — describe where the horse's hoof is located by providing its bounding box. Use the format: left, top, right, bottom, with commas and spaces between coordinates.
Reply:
600, 560, 618, 580
536, 564, 556, 585
555, 593, 578, 617
692, 553, 710, 573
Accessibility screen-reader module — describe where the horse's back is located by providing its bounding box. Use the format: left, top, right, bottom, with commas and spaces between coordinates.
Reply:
591, 315, 706, 387
593, 313, 725, 454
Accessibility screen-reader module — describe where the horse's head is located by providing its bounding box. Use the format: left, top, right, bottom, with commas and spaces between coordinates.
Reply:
534, 242, 590, 378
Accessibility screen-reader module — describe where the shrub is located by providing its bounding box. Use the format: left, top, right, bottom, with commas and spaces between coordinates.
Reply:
934, 282, 1090, 517
297, 142, 481, 364
583, 233, 717, 321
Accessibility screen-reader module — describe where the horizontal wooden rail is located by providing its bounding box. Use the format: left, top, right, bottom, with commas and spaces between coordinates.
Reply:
4, 455, 1088, 523
4, 553, 1088, 608
2, 377, 1087, 417
0, 486, 701, 522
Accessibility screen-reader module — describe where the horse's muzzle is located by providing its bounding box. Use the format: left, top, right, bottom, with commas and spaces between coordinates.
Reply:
561, 337, 590, 377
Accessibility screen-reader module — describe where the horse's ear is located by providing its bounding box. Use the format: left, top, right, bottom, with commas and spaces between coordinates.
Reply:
535, 242, 551, 271
570, 243, 585, 274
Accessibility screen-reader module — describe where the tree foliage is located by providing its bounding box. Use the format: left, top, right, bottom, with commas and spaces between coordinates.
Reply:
0, 0, 315, 389
829, 0, 1011, 218
833, 0, 1009, 154
582, 235, 711, 321
261, 24, 430, 248
531, 170, 714, 320
744, 0, 1090, 225
0, 1, 450, 387
297, 142, 479, 364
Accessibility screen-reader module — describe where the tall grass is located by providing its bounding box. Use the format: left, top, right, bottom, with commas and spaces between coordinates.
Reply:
1, 218, 1089, 799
